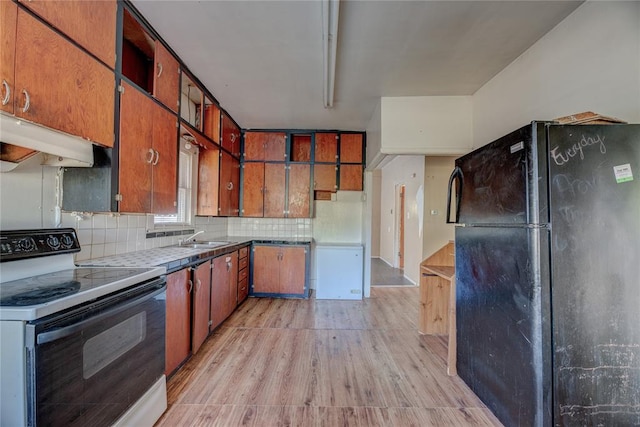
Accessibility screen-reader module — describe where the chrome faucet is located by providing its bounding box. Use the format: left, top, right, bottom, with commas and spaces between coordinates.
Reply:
179, 230, 204, 245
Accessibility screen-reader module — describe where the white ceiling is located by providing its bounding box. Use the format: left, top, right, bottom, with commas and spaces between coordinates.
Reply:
131, 0, 583, 131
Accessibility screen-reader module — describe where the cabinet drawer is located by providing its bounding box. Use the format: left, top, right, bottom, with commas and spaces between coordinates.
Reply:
239, 246, 248, 259
238, 267, 248, 282
237, 277, 249, 302
239, 256, 248, 270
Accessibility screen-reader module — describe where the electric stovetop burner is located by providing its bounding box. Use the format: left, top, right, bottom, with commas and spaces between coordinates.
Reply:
0, 281, 81, 306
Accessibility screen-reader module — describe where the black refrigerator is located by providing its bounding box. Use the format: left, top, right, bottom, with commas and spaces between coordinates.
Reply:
447, 122, 640, 426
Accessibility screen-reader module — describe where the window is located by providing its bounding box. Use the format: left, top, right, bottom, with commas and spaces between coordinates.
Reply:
154, 141, 197, 225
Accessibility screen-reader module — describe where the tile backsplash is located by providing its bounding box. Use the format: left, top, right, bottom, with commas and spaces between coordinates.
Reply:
66, 212, 312, 262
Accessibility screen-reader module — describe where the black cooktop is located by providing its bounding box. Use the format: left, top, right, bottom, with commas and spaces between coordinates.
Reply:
0, 267, 156, 307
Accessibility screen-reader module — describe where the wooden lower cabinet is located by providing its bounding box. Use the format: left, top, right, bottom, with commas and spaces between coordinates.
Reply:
251, 244, 308, 297
210, 251, 238, 330
237, 247, 249, 304
191, 261, 211, 354
165, 269, 191, 376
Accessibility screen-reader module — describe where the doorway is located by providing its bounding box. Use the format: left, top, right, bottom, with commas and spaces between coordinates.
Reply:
395, 184, 405, 269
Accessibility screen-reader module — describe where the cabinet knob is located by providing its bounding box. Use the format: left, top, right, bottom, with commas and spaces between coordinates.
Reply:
153, 150, 160, 166
157, 62, 163, 78
20, 89, 30, 113
146, 148, 155, 164
1, 80, 10, 106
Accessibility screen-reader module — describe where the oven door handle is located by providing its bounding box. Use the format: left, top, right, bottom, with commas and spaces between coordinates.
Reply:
36, 285, 165, 345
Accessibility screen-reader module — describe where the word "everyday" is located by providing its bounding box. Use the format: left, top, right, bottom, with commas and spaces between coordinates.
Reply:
550, 134, 606, 166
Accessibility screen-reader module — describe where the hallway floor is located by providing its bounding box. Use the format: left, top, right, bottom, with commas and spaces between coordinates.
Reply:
156, 287, 502, 426
371, 257, 415, 286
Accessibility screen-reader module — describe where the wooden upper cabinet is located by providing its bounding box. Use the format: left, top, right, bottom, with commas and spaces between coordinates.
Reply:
291, 134, 311, 162
241, 162, 264, 217
165, 269, 191, 376
221, 113, 241, 157
264, 163, 286, 218
197, 141, 220, 216
288, 164, 310, 218
314, 164, 337, 192
153, 40, 179, 113
203, 101, 220, 143
340, 164, 363, 191
13, 9, 115, 147
219, 151, 240, 216
118, 81, 178, 213
340, 133, 364, 163
315, 133, 338, 163
1, 1, 17, 114
19, 0, 117, 69
191, 261, 211, 355
244, 131, 286, 161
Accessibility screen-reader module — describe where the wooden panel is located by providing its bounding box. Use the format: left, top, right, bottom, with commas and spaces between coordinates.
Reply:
118, 81, 152, 213
241, 162, 264, 217
0, 143, 37, 162
192, 261, 211, 354
421, 242, 455, 267
219, 152, 240, 216
315, 133, 338, 163
151, 103, 178, 214
279, 246, 306, 295
211, 255, 228, 330
252, 245, 280, 294
339, 164, 363, 191
165, 269, 191, 376
197, 144, 220, 216
203, 103, 220, 143
0, 1, 17, 114
243, 131, 265, 161
19, 0, 117, 68
221, 113, 240, 157
238, 266, 248, 282
239, 256, 248, 271
340, 133, 363, 163
291, 134, 311, 162
420, 273, 450, 335
15, 10, 115, 147
239, 246, 248, 259
313, 164, 337, 192
226, 252, 238, 313
264, 132, 287, 161
264, 163, 286, 218
153, 40, 180, 113
288, 164, 310, 218
237, 277, 249, 304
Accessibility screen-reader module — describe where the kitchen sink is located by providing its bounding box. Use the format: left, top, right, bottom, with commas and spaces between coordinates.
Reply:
177, 241, 230, 249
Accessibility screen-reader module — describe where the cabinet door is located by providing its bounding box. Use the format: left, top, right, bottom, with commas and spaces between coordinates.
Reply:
226, 252, 239, 314
14, 9, 115, 147
314, 164, 337, 192
192, 261, 211, 354
118, 81, 153, 213
340, 133, 363, 163
315, 133, 338, 163
153, 40, 179, 113
279, 246, 307, 295
19, 0, 117, 68
0, 1, 17, 114
210, 256, 228, 330
288, 164, 310, 218
242, 162, 264, 217
197, 143, 220, 216
252, 245, 280, 294
221, 113, 240, 157
219, 152, 240, 216
264, 163, 286, 218
165, 269, 191, 376
264, 132, 287, 161
339, 164, 363, 191
243, 131, 265, 161
151, 103, 178, 214
203, 103, 220, 143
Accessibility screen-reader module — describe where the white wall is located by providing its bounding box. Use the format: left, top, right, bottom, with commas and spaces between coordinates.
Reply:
380, 155, 424, 284
370, 169, 382, 257
473, 1, 640, 147
366, 100, 383, 168
422, 156, 456, 260
380, 96, 473, 155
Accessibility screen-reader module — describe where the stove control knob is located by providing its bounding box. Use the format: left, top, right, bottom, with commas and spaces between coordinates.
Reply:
19, 238, 36, 252
61, 234, 74, 248
47, 235, 61, 249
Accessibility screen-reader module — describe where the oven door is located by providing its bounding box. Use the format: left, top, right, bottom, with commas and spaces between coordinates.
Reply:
25, 278, 166, 427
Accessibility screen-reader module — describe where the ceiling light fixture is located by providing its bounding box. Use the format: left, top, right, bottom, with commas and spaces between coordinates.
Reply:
322, 0, 340, 108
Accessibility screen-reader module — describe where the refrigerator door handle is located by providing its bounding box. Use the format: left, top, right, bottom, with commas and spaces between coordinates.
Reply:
446, 166, 463, 224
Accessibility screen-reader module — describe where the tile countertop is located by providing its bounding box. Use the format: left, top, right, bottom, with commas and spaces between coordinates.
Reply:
77, 236, 312, 273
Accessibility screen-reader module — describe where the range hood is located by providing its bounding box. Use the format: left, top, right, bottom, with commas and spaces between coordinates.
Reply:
0, 111, 94, 172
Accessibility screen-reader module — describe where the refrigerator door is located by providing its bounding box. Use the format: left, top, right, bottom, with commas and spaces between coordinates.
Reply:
548, 124, 640, 425
456, 225, 552, 427
453, 122, 549, 225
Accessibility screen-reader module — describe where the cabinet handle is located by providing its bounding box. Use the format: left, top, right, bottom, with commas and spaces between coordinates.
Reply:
196, 279, 201, 291
146, 148, 155, 164
153, 150, 160, 166
226, 261, 232, 272
188, 280, 193, 293
20, 89, 30, 113
157, 62, 163, 78
230, 133, 236, 142
1, 80, 10, 106
226, 182, 234, 191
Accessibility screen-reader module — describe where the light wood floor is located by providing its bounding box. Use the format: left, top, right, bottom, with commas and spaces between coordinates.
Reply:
155, 287, 502, 426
